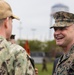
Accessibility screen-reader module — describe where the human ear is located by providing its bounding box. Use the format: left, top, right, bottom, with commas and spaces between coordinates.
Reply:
4, 17, 9, 29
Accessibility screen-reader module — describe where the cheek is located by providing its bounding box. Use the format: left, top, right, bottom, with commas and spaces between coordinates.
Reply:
10, 26, 12, 34
9, 22, 12, 31
10, 24, 12, 30
68, 30, 74, 37
53, 33, 56, 39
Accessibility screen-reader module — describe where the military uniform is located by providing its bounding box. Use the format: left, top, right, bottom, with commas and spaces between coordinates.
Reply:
0, 36, 35, 75
50, 11, 74, 75
9, 41, 35, 75
54, 45, 74, 75
0, 0, 35, 75
0, 36, 14, 75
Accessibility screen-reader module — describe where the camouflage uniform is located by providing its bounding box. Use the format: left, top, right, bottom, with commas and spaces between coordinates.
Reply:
0, 36, 14, 75
10, 43, 35, 75
0, 0, 35, 75
0, 36, 35, 75
54, 45, 74, 75
50, 11, 74, 75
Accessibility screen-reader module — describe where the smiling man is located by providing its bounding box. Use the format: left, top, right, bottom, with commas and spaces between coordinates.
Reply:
50, 11, 74, 75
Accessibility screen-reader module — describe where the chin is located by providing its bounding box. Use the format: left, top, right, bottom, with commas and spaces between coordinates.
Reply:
56, 39, 63, 45
56, 42, 63, 46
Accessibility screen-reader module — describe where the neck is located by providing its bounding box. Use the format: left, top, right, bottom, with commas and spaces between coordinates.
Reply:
62, 43, 74, 54
0, 29, 6, 39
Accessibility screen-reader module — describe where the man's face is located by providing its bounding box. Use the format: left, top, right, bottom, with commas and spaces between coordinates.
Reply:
53, 25, 74, 47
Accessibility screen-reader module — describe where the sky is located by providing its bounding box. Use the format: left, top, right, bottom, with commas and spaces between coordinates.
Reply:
6, 0, 74, 41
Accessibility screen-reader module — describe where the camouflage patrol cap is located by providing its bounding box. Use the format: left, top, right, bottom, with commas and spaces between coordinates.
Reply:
50, 11, 74, 28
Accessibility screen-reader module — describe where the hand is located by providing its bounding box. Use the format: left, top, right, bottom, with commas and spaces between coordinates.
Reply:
35, 68, 38, 75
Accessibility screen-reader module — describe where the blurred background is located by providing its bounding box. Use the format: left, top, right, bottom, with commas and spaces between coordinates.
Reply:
6, 0, 74, 75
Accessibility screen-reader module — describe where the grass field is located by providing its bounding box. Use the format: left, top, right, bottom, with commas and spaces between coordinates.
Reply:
35, 62, 53, 75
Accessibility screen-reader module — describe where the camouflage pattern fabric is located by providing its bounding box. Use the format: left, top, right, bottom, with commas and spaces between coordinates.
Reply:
53, 45, 74, 75
50, 11, 74, 28
0, 36, 35, 75
53, 11, 74, 22
9, 42, 35, 75
0, 36, 14, 75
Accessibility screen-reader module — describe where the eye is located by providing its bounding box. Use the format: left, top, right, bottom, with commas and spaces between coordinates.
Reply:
54, 28, 57, 31
59, 27, 66, 30
54, 27, 67, 31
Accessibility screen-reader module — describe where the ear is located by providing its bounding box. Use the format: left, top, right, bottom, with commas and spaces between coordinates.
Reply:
4, 17, 9, 29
